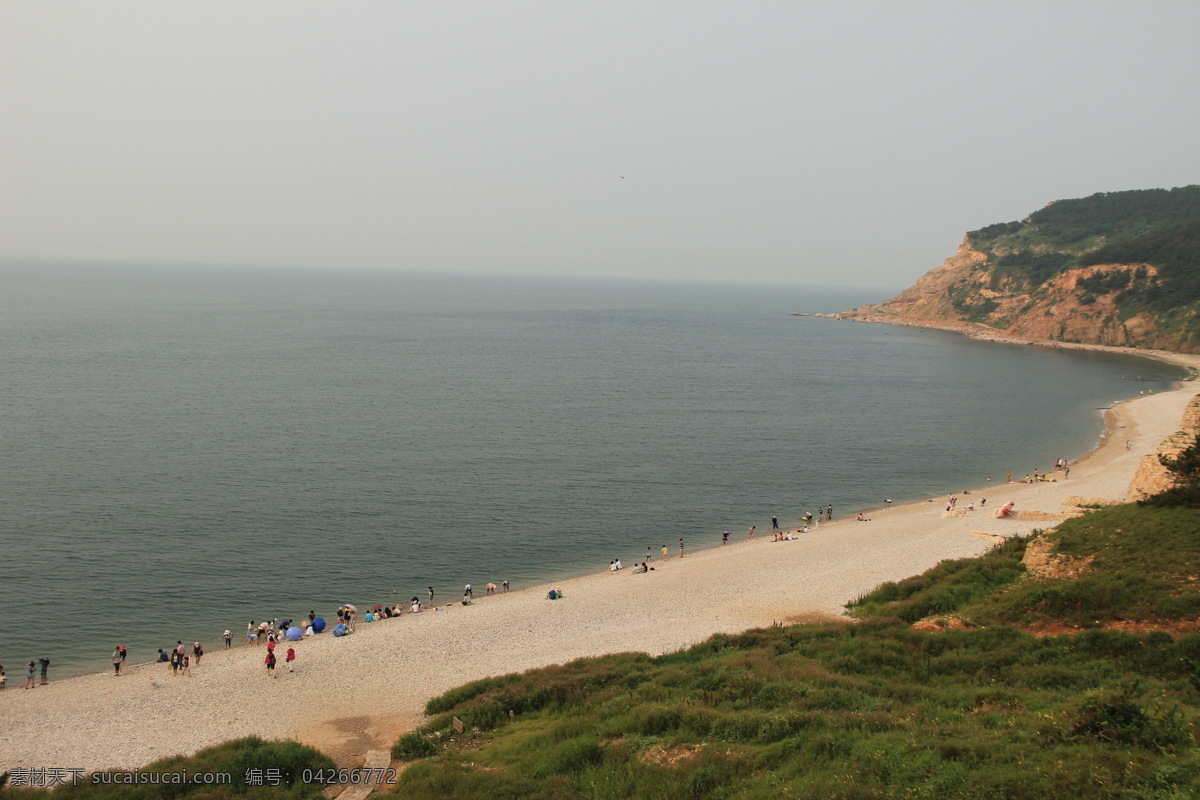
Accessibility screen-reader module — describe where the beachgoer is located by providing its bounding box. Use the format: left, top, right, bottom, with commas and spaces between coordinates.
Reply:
502, 580, 509, 592
772, 516, 779, 530
38, 657, 49, 685
170, 650, 180, 675
428, 587, 435, 604
265, 650, 277, 678
193, 642, 203, 665
679, 538, 684, 558
885, 499, 892, 508
662, 544, 669, 559
111, 649, 122, 677
181, 655, 191, 677
286, 647, 296, 672
224, 630, 232, 649
248, 621, 257, 645
0, 666, 6, 689
826, 505, 833, 520
747, 526, 755, 540
462, 593, 472, 605
120, 646, 127, 671
25, 661, 36, 688
157, 649, 169, 663
722, 531, 729, 544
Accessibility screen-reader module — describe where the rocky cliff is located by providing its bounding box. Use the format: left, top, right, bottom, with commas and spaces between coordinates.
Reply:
838, 187, 1200, 352
1128, 395, 1200, 502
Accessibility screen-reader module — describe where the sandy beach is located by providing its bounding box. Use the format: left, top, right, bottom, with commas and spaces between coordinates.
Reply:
3, 343, 1199, 774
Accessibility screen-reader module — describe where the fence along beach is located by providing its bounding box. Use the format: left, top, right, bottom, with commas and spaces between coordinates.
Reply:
2, 350, 1198, 774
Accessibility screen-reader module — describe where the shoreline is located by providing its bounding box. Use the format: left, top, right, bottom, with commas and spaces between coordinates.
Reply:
824, 310, 1200, 374
3, 345, 1199, 772
6, 315, 1187, 684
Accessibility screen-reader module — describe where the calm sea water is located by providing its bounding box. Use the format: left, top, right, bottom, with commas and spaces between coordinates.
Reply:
0, 263, 1183, 676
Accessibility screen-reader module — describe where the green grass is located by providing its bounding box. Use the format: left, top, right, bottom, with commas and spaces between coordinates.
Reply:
378, 620, 1200, 799
379, 502, 1200, 799
985, 506, 1200, 628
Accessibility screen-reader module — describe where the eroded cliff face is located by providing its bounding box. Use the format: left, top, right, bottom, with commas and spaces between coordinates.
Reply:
1128, 395, 1200, 501
840, 238, 1196, 352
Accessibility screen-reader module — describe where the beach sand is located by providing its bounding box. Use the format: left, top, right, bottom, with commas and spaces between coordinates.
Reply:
3, 345, 1199, 774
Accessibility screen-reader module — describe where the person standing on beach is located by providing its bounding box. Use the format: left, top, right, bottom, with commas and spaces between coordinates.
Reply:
826, 505, 833, 520
771, 516, 779, 531
193, 642, 204, 666
25, 661, 36, 688
465, 583, 473, 599
722, 531, 729, 544
678, 538, 684, 558
224, 630, 233, 650
747, 526, 755, 540
38, 657, 49, 685
265, 650, 277, 678
111, 648, 122, 677
286, 647, 296, 672
428, 587, 435, 605
502, 580, 509, 592
646, 547, 652, 562
662, 544, 669, 559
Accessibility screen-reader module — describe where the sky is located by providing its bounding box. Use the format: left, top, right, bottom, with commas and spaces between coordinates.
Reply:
2, 1, 1198, 287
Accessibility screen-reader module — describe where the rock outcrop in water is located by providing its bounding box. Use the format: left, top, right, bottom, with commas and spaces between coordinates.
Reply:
836, 186, 1200, 353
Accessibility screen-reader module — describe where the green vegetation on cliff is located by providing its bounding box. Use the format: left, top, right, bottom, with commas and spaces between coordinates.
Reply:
877, 185, 1200, 350
967, 187, 1200, 304
969, 186, 1200, 262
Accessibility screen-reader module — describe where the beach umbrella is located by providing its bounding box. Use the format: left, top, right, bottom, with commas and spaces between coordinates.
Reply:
312, 617, 326, 633
286, 626, 303, 641
343, 603, 357, 612
369, 605, 383, 612
333, 623, 348, 637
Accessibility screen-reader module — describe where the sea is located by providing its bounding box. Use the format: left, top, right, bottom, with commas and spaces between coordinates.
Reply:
0, 262, 1185, 677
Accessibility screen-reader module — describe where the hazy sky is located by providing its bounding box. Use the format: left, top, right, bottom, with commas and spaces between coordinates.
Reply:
2, 2, 1198, 287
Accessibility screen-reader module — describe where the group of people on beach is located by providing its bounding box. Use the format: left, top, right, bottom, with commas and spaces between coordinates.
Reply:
1, 659, 51, 689
153, 641, 203, 676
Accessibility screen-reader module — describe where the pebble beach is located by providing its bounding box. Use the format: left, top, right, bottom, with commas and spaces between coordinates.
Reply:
3, 345, 1199, 774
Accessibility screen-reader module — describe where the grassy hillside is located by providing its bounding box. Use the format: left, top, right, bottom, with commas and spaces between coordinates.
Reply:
376, 505, 1200, 800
